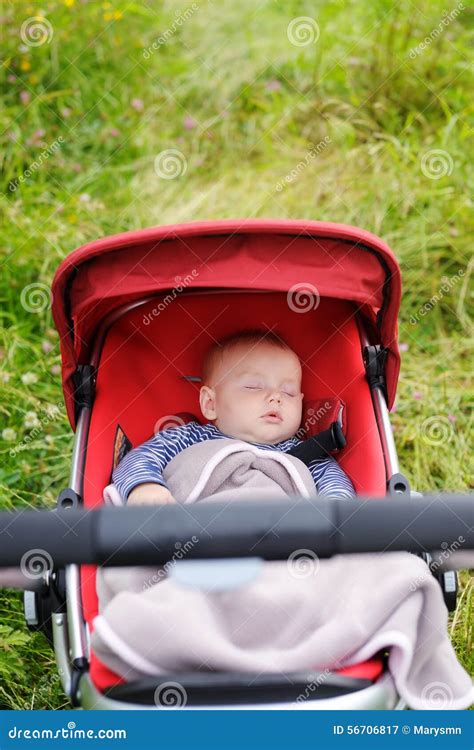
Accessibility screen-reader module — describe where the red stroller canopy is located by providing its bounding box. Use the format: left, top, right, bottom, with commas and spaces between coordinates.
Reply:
51, 219, 401, 427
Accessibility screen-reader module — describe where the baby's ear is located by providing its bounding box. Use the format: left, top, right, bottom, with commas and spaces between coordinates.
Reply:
199, 385, 217, 420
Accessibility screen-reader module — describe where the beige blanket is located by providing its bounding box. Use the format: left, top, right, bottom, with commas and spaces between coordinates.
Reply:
92, 439, 474, 709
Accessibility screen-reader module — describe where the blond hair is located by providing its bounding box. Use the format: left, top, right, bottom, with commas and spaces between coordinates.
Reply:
201, 329, 297, 385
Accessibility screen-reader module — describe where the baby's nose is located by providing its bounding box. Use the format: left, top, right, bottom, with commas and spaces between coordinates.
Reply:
268, 391, 282, 403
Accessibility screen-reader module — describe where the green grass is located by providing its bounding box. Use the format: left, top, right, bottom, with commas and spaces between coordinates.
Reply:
0, 0, 472, 709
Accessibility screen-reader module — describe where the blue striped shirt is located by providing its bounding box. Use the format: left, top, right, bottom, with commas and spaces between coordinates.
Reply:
113, 422, 355, 501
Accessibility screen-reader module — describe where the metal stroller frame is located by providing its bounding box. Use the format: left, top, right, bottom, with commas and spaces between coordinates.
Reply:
10, 302, 462, 710
0, 220, 470, 710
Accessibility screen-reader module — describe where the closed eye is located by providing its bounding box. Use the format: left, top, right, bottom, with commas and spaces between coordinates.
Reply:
244, 385, 262, 390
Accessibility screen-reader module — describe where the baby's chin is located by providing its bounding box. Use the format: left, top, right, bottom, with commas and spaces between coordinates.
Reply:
260, 427, 297, 444
233, 423, 297, 445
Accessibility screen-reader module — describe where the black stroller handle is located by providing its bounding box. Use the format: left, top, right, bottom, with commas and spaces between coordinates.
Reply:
0, 494, 472, 569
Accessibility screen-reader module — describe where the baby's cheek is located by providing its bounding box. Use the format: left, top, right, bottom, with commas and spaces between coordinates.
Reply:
293, 400, 304, 423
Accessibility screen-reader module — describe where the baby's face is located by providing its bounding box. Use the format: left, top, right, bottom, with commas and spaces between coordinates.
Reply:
200, 342, 304, 444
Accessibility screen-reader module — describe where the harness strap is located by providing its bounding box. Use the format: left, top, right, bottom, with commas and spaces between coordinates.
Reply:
286, 422, 346, 466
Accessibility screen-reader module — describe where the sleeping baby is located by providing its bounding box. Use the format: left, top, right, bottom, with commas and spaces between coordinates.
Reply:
112, 329, 355, 504
95, 332, 474, 709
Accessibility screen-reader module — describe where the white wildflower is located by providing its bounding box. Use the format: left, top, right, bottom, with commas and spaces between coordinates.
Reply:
45, 403, 61, 418
2, 428, 17, 442
24, 411, 40, 429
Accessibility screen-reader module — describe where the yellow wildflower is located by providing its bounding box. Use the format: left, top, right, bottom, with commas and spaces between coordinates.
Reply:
20, 59, 31, 72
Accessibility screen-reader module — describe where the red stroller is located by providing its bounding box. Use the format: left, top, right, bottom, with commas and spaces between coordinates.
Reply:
5, 219, 467, 709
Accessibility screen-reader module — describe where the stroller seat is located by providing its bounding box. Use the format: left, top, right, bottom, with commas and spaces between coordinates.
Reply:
79, 289, 390, 703
1, 218, 470, 710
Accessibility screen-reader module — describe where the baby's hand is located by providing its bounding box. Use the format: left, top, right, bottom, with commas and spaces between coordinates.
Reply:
127, 483, 175, 505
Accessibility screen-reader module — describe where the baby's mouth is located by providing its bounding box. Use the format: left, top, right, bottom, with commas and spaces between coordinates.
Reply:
261, 410, 283, 423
